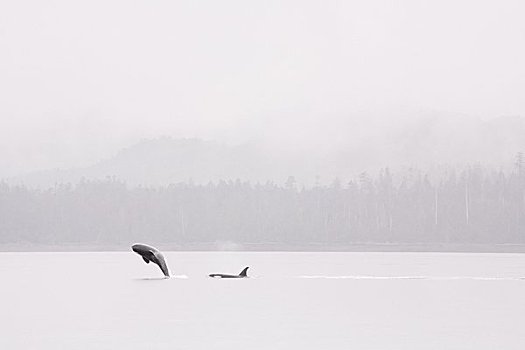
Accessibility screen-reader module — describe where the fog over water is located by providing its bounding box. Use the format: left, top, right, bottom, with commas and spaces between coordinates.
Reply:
2, 3, 525, 349
1, 0, 524, 180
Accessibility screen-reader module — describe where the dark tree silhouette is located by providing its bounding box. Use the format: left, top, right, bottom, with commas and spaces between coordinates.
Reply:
1, 159, 525, 247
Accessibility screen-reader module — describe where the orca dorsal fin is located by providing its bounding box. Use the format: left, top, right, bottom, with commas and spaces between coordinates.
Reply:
239, 267, 249, 277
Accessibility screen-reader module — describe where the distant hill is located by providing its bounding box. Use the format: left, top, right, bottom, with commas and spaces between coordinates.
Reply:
14, 138, 290, 187
9, 115, 525, 188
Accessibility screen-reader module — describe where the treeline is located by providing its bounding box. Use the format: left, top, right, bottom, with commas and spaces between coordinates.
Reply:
1, 162, 525, 246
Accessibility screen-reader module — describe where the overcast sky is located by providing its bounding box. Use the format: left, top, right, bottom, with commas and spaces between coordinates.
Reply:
1, 0, 524, 176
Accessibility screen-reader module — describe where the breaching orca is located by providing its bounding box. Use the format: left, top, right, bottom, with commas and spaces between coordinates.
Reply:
209, 267, 249, 279
132, 243, 170, 277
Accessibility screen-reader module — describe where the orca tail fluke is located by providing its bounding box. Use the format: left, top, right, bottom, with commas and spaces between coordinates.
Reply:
239, 267, 249, 277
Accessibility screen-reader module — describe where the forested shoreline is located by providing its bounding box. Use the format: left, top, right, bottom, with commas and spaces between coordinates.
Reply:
1, 161, 525, 247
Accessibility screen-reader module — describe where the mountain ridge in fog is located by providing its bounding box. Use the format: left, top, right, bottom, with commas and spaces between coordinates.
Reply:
8, 115, 525, 188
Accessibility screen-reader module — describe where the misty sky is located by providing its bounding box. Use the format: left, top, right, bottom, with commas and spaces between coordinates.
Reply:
1, 0, 524, 176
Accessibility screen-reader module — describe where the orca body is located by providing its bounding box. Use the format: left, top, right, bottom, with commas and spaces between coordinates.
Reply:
209, 267, 249, 279
132, 243, 170, 277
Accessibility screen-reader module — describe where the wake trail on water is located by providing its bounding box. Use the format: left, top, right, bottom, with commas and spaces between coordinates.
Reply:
298, 275, 525, 281
171, 275, 189, 279
133, 275, 189, 281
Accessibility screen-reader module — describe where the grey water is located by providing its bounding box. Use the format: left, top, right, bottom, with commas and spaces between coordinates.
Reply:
2, 252, 525, 349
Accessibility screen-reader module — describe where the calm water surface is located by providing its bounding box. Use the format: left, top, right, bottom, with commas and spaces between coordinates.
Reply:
2, 252, 525, 349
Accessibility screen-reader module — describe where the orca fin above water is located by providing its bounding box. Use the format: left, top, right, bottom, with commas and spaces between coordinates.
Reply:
239, 267, 249, 277
142, 257, 150, 264
208, 267, 249, 278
